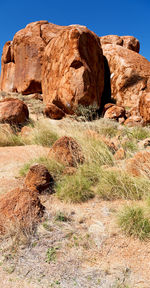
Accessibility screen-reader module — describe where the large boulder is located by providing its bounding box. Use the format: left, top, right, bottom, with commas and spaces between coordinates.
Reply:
0, 41, 16, 92
0, 21, 64, 95
0, 187, 44, 233
0, 21, 105, 114
42, 25, 104, 113
100, 35, 140, 53
102, 45, 150, 108
0, 98, 29, 125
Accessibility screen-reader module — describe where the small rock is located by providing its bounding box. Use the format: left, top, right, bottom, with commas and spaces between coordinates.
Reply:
104, 105, 125, 121
44, 103, 65, 120
25, 163, 54, 193
48, 136, 84, 167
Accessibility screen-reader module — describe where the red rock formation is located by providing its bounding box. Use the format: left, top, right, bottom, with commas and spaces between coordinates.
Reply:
0, 98, 29, 125
0, 41, 16, 92
121, 36, 140, 53
102, 45, 150, 108
42, 25, 104, 113
100, 35, 140, 53
139, 93, 150, 124
1, 21, 105, 114
0, 21, 65, 95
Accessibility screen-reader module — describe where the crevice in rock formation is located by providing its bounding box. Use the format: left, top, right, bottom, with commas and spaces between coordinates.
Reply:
22, 80, 42, 95
98, 55, 111, 115
70, 60, 83, 69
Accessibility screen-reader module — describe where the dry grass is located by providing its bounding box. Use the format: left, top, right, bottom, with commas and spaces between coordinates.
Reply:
18, 118, 150, 203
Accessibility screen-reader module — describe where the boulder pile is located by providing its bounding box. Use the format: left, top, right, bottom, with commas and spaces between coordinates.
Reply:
0, 21, 150, 123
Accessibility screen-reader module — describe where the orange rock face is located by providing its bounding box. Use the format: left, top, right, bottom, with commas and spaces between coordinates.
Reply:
100, 35, 140, 53
139, 93, 150, 124
0, 98, 29, 125
1, 21, 105, 114
42, 25, 104, 113
0, 21, 64, 95
48, 136, 84, 167
102, 45, 150, 108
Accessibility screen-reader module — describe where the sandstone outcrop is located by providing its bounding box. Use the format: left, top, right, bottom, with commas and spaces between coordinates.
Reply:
100, 35, 140, 53
102, 45, 150, 108
1, 21, 105, 114
0, 98, 29, 125
42, 25, 104, 113
0, 21, 65, 94
0, 187, 44, 233
25, 163, 54, 193
48, 136, 84, 167
139, 93, 150, 124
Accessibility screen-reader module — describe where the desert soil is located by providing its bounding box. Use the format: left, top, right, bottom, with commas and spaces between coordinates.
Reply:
0, 141, 150, 288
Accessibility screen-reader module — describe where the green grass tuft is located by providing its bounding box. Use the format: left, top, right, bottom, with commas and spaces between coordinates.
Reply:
118, 205, 150, 240
96, 170, 150, 200
56, 164, 96, 203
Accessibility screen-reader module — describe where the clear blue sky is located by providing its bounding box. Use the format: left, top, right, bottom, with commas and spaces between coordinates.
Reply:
0, 0, 150, 69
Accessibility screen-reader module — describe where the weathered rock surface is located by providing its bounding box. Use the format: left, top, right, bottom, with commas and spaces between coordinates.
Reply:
0, 98, 29, 125
104, 104, 125, 121
1, 21, 105, 114
44, 103, 65, 119
48, 136, 84, 167
0, 21, 64, 95
25, 163, 54, 193
100, 35, 140, 53
139, 93, 150, 124
0, 187, 44, 233
124, 115, 142, 127
102, 45, 150, 108
42, 25, 104, 113
121, 36, 140, 53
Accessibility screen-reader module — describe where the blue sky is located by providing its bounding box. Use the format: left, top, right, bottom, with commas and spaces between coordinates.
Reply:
0, 0, 149, 68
